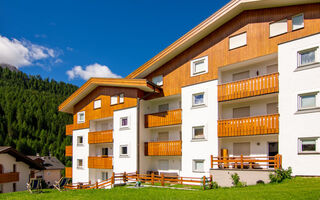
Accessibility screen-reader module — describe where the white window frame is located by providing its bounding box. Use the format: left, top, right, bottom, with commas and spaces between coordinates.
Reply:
192, 159, 205, 172
120, 145, 128, 156
152, 75, 163, 86
190, 56, 208, 77
94, 99, 101, 109
229, 32, 247, 50
77, 159, 83, 169
119, 93, 124, 104
192, 92, 205, 107
298, 137, 319, 153
77, 111, 85, 124
269, 19, 288, 37
110, 95, 118, 105
292, 13, 304, 31
192, 126, 205, 140
298, 92, 318, 110
120, 117, 129, 129
297, 47, 319, 67
77, 136, 84, 145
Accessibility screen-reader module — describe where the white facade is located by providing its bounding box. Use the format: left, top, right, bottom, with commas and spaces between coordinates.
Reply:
278, 33, 320, 176
181, 80, 219, 177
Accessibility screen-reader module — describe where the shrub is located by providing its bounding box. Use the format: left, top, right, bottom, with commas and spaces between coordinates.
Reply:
256, 180, 265, 185
269, 167, 292, 183
211, 181, 219, 189
231, 173, 246, 187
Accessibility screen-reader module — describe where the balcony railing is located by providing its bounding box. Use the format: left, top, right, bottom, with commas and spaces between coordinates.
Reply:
145, 140, 182, 156
88, 156, 113, 169
145, 109, 182, 128
88, 130, 113, 144
65, 145, 72, 157
218, 73, 279, 101
66, 124, 74, 136
65, 167, 72, 178
218, 114, 279, 137
0, 172, 19, 183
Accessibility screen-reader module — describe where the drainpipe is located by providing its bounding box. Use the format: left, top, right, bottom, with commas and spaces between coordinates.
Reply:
136, 98, 140, 173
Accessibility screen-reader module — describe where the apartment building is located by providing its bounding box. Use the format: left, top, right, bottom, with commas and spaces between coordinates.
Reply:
59, 0, 320, 184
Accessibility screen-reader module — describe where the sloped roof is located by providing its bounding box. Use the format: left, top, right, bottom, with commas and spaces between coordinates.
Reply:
0, 146, 43, 170
126, 0, 319, 79
28, 156, 65, 170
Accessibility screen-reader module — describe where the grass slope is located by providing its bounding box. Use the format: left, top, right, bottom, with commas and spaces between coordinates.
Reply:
1, 177, 320, 200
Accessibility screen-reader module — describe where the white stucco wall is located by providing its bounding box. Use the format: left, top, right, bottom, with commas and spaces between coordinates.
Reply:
113, 107, 138, 173
0, 154, 31, 193
72, 128, 90, 183
181, 80, 219, 177
278, 33, 320, 176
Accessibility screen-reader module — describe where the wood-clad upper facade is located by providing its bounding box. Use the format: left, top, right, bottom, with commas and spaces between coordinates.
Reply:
144, 4, 320, 97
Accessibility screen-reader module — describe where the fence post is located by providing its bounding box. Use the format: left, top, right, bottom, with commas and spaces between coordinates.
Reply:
279, 154, 282, 169
136, 171, 138, 182
211, 155, 213, 168
111, 172, 115, 187
180, 177, 183, 185
210, 175, 213, 189
240, 154, 244, 169
95, 181, 98, 189
151, 172, 154, 185
89, 180, 91, 185
202, 176, 206, 190
123, 172, 127, 183
161, 174, 164, 186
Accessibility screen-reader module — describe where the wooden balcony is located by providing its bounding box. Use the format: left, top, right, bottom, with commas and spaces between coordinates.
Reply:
65, 167, 72, 178
88, 156, 113, 169
218, 114, 279, 137
88, 130, 113, 144
65, 145, 72, 157
0, 172, 19, 183
66, 124, 74, 136
145, 109, 182, 128
145, 140, 182, 156
218, 73, 279, 102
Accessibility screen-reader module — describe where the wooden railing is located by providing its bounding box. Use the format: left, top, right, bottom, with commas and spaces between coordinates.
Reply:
88, 156, 113, 169
65, 167, 72, 178
0, 172, 19, 183
218, 114, 279, 137
88, 130, 113, 144
211, 154, 282, 170
218, 73, 279, 101
145, 140, 182, 156
66, 124, 74, 136
65, 145, 72, 156
145, 109, 182, 128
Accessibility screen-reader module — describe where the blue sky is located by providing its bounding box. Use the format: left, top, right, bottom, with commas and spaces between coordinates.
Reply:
0, 0, 228, 86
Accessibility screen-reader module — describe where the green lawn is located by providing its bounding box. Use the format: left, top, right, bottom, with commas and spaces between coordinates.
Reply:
1, 177, 320, 200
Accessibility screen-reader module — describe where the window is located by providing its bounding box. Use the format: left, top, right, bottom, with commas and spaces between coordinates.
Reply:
94, 99, 101, 109
190, 56, 208, 76
233, 142, 250, 156
192, 93, 205, 106
77, 136, 83, 145
192, 126, 205, 139
102, 148, 108, 156
111, 95, 118, 105
120, 145, 128, 156
120, 117, 129, 128
298, 48, 318, 66
159, 160, 169, 170
269, 19, 288, 37
77, 159, 83, 168
229, 32, 247, 50
152, 75, 163, 86
298, 93, 317, 110
292, 13, 304, 30
77, 111, 85, 124
158, 104, 169, 112
233, 106, 250, 118
232, 71, 249, 82
102, 172, 108, 180
298, 138, 319, 153
119, 93, 124, 104
193, 160, 204, 172
267, 103, 278, 114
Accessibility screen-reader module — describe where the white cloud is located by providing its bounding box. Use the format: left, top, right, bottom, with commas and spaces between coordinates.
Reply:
0, 35, 58, 68
66, 63, 121, 80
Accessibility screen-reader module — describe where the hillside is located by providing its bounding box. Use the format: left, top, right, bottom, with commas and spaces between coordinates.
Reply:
0, 66, 78, 165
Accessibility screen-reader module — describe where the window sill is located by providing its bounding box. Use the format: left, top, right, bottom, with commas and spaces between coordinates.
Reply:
191, 104, 207, 109
77, 144, 84, 147
298, 152, 320, 155
77, 167, 84, 169
119, 127, 130, 131
191, 139, 207, 142
191, 71, 208, 77
294, 62, 320, 72
119, 155, 129, 158
295, 107, 320, 114
192, 171, 205, 173
77, 121, 85, 124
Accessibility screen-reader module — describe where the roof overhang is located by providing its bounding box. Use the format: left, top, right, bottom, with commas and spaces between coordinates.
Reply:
126, 0, 320, 79
59, 78, 160, 113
